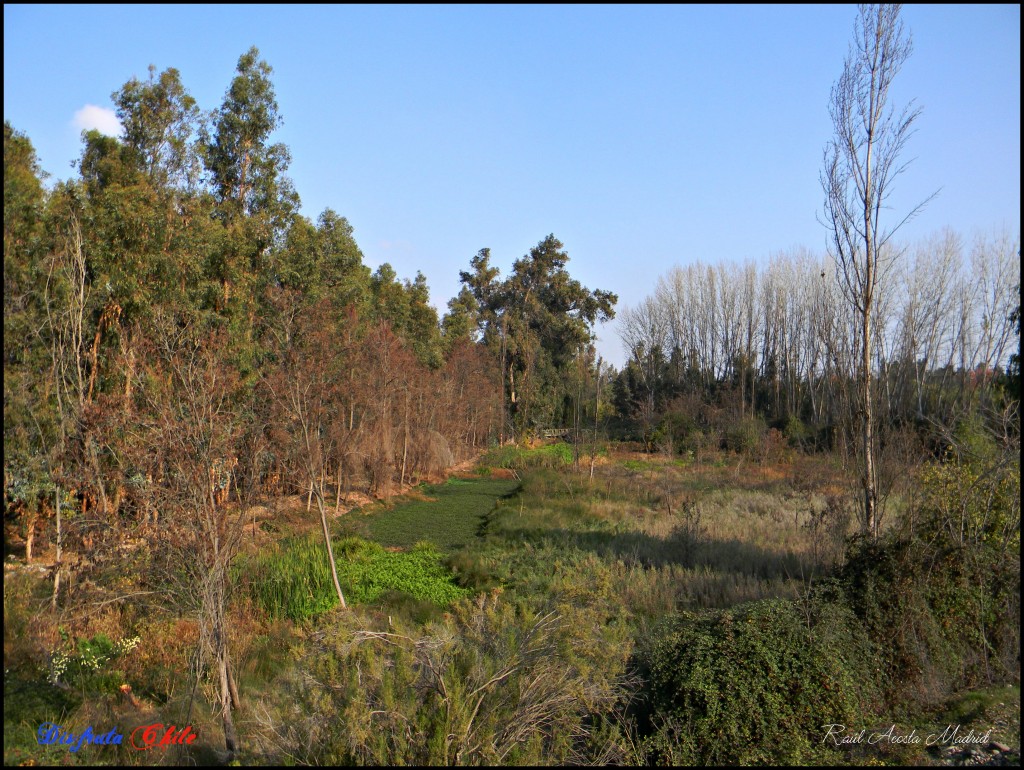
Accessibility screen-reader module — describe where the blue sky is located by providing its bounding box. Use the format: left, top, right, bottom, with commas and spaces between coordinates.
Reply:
4, 4, 1020, 368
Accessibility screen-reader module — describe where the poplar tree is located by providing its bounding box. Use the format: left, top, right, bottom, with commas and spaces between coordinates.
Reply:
820, 4, 934, 537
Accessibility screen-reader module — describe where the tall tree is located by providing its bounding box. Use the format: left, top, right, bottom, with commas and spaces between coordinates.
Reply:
4, 122, 48, 480
820, 4, 933, 537
205, 46, 296, 223
114, 65, 202, 190
204, 46, 298, 325
263, 300, 348, 610
131, 316, 253, 761
1008, 282, 1021, 404
460, 236, 616, 435
440, 285, 481, 355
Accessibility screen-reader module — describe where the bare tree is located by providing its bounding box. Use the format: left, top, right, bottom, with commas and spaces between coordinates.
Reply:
37, 190, 91, 604
820, 4, 935, 536
132, 315, 254, 760
264, 299, 348, 610
619, 297, 670, 448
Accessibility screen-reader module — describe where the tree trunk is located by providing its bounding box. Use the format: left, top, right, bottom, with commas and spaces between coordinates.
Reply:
227, 659, 241, 710
52, 486, 62, 609
217, 646, 239, 760
315, 491, 347, 609
335, 460, 343, 514
862, 302, 877, 536
25, 510, 36, 563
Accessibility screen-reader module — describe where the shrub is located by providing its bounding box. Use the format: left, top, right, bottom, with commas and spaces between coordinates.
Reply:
48, 630, 140, 695
841, 450, 1020, 705
951, 412, 1001, 466
723, 415, 767, 455
255, 597, 635, 765
783, 414, 812, 451
634, 593, 880, 765
479, 442, 573, 470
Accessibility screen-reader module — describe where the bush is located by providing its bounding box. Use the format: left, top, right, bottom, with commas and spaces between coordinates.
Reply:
652, 410, 697, 456
784, 414, 812, 450
635, 593, 881, 765
255, 597, 635, 765
723, 415, 767, 455
841, 450, 1020, 706
48, 631, 140, 694
479, 442, 573, 470
951, 412, 1001, 466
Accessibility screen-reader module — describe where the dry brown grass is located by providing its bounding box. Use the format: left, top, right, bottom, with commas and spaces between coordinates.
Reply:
499, 448, 858, 614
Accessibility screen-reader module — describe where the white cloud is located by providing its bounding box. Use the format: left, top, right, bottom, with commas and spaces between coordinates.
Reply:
71, 104, 122, 137
379, 239, 414, 253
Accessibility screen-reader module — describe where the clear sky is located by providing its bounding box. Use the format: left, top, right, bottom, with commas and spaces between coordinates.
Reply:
4, 4, 1020, 368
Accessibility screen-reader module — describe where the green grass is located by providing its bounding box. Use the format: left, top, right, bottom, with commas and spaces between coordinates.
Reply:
3, 668, 82, 767
479, 442, 574, 471
235, 535, 340, 621
235, 477, 520, 621
362, 476, 520, 551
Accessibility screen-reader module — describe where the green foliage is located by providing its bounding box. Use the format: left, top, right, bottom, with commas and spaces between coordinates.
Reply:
724, 414, 767, 455
367, 265, 444, 367
205, 46, 296, 226
841, 449, 1020, 705
3, 668, 81, 767
236, 535, 339, 621
338, 539, 471, 607
951, 412, 1001, 467
622, 458, 655, 472
4, 123, 53, 497
237, 535, 471, 621
784, 413, 813, 450
478, 441, 573, 471
48, 631, 141, 695
459, 236, 617, 432
363, 477, 520, 551
636, 594, 881, 765
113, 64, 202, 189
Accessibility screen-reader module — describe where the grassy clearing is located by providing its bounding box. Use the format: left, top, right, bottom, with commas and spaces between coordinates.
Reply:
234, 477, 523, 622
455, 453, 854, 622
8, 445, 1014, 767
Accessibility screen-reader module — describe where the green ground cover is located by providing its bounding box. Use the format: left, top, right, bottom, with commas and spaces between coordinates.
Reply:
236, 476, 520, 621
236, 536, 472, 621
361, 476, 520, 551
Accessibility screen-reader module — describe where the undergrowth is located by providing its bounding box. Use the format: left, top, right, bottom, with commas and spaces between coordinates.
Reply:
234, 535, 471, 621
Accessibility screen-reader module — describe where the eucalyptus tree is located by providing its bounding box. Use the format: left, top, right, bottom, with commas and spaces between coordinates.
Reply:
458, 235, 616, 435
273, 208, 369, 309
205, 47, 297, 224
4, 122, 48, 484
204, 46, 299, 342
114, 65, 203, 191
440, 285, 482, 354
516, 235, 616, 428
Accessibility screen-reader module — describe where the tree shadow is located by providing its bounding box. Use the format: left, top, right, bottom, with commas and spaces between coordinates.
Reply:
498, 524, 806, 583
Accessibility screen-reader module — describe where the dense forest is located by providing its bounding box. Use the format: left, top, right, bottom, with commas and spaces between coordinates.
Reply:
4, 8, 1021, 766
